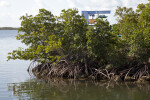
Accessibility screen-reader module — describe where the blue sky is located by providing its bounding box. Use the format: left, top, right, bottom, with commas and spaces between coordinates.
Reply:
0, 0, 148, 27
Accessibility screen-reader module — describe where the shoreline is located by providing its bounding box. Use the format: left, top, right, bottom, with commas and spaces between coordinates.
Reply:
0, 27, 19, 30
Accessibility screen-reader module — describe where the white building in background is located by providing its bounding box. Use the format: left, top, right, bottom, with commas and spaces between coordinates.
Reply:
82, 10, 111, 25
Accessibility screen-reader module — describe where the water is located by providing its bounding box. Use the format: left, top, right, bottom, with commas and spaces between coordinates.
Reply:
0, 30, 30, 100
0, 30, 150, 100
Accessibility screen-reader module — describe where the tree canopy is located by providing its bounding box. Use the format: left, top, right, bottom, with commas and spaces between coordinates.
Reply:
114, 0, 150, 63
7, 8, 119, 68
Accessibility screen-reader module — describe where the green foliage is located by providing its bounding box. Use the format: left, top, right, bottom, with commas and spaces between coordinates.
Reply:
114, 0, 150, 63
8, 9, 61, 63
7, 8, 88, 64
58, 9, 88, 64
8, 8, 120, 67
86, 19, 118, 65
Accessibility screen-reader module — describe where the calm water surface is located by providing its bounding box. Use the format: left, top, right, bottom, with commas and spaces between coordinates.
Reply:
0, 30, 150, 100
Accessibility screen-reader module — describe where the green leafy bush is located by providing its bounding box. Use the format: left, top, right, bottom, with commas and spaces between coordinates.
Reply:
114, 0, 150, 63
7, 8, 120, 68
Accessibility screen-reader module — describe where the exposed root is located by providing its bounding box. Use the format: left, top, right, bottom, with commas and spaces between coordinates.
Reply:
30, 60, 150, 82
119, 64, 150, 81
32, 60, 88, 79
27, 61, 40, 77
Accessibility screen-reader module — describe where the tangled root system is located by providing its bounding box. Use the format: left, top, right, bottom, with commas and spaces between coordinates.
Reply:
30, 60, 150, 82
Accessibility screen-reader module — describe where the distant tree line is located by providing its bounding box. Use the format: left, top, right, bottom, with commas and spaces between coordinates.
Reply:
0, 27, 19, 30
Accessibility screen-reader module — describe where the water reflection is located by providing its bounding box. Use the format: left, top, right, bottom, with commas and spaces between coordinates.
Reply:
8, 79, 150, 100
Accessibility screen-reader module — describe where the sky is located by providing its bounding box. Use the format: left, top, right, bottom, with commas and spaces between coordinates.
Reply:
0, 0, 149, 27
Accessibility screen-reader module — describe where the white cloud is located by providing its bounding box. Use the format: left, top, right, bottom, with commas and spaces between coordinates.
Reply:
66, 0, 148, 10
0, 13, 14, 27
66, 0, 76, 8
34, 0, 45, 8
66, 0, 114, 10
0, 1, 10, 7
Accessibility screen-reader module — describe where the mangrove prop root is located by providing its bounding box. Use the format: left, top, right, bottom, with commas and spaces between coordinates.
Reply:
30, 61, 150, 82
